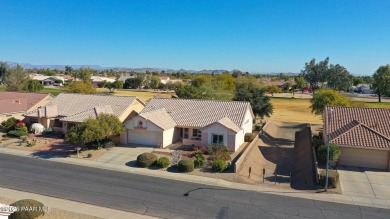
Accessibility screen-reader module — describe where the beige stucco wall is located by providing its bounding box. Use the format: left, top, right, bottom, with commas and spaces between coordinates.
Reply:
241, 107, 254, 133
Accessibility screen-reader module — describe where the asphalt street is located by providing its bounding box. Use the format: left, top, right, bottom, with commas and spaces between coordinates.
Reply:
0, 154, 389, 219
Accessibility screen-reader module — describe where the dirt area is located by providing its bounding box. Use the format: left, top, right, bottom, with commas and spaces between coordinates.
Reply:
0, 197, 101, 219
2, 134, 107, 160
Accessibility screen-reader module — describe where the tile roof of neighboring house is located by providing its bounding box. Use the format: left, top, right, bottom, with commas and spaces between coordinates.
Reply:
324, 106, 390, 149
140, 98, 253, 129
138, 108, 177, 130
63, 75, 75, 81
0, 92, 51, 114
91, 76, 116, 83
61, 105, 114, 122
25, 93, 141, 123
118, 76, 136, 82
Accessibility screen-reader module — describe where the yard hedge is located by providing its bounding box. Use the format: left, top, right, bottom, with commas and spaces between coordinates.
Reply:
157, 156, 171, 168
137, 153, 158, 168
244, 133, 254, 142
10, 199, 45, 219
319, 169, 339, 188
317, 144, 341, 163
211, 159, 228, 172
178, 159, 194, 172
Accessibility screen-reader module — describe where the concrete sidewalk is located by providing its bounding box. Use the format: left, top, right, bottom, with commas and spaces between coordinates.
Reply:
1, 147, 390, 210
0, 187, 157, 219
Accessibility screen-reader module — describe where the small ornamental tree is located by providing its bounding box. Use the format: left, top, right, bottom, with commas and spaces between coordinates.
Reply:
310, 89, 350, 115
1, 117, 19, 131
65, 113, 125, 147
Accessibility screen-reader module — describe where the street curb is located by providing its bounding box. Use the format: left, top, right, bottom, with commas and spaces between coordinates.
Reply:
1, 147, 389, 209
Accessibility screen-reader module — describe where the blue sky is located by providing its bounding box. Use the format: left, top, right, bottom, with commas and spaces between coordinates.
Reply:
0, 0, 389, 75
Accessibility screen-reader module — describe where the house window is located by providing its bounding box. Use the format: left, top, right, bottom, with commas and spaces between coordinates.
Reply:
138, 121, 143, 127
182, 128, 189, 139
192, 129, 202, 138
53, 119, 63, 128
212, 134, 224, 145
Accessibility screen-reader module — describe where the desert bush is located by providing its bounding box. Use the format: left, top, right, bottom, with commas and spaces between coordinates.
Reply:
192, 151, 205, 168
244, 133, 254, 142
212, 146, 231, 161
1, 117, 19, 131
86, 139, 115, 150
211, 159, 228, 172
157, 156, 171, 168
319, 169, 339, 188
137, 153, 158, 167
253, 124, 262, 131
10, 199, 45, 219
8, 130, 28, 137
317, 144, 341, 163
178, 159, 194, 172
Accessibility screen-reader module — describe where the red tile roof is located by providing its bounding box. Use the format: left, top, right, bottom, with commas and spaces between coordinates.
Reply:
323, 106, 390, 149
0, 92, 51, 114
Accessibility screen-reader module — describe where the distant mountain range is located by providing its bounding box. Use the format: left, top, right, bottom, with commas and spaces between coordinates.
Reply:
4, 61, 300, 76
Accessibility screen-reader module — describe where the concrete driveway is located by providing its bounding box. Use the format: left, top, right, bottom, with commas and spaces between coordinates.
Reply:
96, 146, 154, 165
338, 166, 390, 200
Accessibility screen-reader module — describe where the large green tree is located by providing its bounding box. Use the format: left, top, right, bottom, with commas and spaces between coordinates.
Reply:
234, 86, 273, 119
0, 62, 9, 84
23, 80, 44, 92
326, 64, 352, 91
63, 81, 96, 94
65, 114, 125, 145
294, 76, 306, 89
310, 89, 351, 115
149, 76, 161, 89
4, 65, 29, 91
372, 65, 390, 102
72, 68, 93, 82
104, 80, 123, 92
300, 57, 329, 91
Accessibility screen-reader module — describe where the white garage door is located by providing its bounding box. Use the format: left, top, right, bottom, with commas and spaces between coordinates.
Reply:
339, 147, 388, 170
128, 129, 159, 146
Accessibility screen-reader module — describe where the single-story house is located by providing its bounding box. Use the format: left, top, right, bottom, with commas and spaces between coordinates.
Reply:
91, 76, 116, 87
323, 106, 390, 171
257, 78, 296, 89
122, 98, 254, 152
0, 92, 53, 123
158, 76, 170, 85
24, 93, 145, 133
118, 75, 136, 83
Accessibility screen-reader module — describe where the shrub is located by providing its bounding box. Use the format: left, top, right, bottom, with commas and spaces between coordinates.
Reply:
87, 153, 92, 158
244, 133, 254, 142
1, 117, 19, 131
137, 153, 158, 168
192, 151, 205, 168
10, 199, 45, 219
317, 144, 341, 163
319, 169, 339, 188
8, 130, 28, 137
211, 159, 228, 172
157, 156, 171, 168
253, 124, 262, 131
178, 159, 194, 172
86, 139, 115, 150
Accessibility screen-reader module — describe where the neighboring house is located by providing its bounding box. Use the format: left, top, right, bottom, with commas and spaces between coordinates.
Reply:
31, 75, 66, 86
118, 75, 136, 83
122, 98, 254, 152
91, 76, 116, 87
0, 92, 53, 123
158, 76, 170, 85
24, 93, 145, 133
257, 78, 296, 88
323, 106, 390, 171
